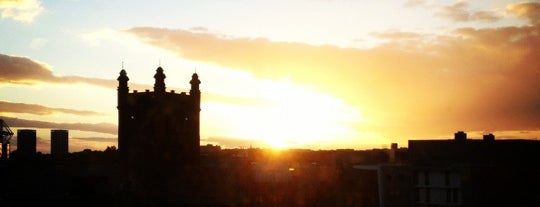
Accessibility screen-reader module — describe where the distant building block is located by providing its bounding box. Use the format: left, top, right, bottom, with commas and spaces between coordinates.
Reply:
51, 129, 69, 156
17, 129, 36, 157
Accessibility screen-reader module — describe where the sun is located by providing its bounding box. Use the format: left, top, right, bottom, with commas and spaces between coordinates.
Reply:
210, 79, 364, 149
266, 139, 292, 149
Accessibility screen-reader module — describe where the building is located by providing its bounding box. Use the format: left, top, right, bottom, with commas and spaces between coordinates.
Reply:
353, 144, 413, 207
117, 66, 201, 167
355, 133, 540, 207
16, 129, 36, 157
408, 132, 540, 207
51, 129, 68, 156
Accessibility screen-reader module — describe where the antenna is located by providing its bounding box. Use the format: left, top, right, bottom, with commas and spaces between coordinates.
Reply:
121, 60, 124, 70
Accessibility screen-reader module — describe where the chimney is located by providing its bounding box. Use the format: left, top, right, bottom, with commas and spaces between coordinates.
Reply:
389, 143, 398, 163
391, 143, 398, 150
483, 133, 495, 141
454, 131, 467, 141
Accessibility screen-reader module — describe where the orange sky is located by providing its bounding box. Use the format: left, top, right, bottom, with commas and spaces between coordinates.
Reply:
1, 0, 540, 152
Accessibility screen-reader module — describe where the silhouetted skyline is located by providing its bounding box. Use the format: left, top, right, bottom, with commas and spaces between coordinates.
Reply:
2, 2, 540, 206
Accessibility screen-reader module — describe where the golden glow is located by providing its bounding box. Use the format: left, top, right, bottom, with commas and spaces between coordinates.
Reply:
203, 78, 366, 149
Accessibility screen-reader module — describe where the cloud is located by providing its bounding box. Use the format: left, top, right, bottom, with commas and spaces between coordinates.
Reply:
0, 53, 55, 84
435, 1, 500, 22
126, 20, 540, 139
0, 100, 101, 116
507, 2, 540, 25
0, 0, 43, 22
403, 0, 427, 8
2, 116, 117, 135
189, 26, 209, 32
370, 30, 424, 40
0, 53, 151, 89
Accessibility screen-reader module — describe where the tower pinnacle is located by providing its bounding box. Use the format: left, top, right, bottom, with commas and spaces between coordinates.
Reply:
117, 69, 129, 90
154, 66, 166, 93
190, 73, 201, 93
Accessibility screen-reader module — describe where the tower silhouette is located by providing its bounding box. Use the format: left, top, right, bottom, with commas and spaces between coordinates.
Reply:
16, 129, 36, 158
51, 129, 68, 156
117, 67, 201, 167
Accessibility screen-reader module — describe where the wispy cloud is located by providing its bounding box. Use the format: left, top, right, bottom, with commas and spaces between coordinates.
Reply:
0, 0, 43, 23
404, 0, 500, 23
403, 0, 427, 8
2, 116, 117, 135
507, 1, 540, 25
126, 6, 540, 139
0, 100, 101, 116
435, 1, 500, 22
370, 30, 424, 40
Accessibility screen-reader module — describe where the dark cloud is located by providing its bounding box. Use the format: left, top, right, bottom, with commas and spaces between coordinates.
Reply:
0, 53, 55, 84
2, 116, 117, 135
0, 53, 151, 89
0, 100, 101, 116
435, 1, 500, 22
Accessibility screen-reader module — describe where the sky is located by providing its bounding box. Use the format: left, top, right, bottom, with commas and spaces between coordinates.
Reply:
1, 0, 540, 152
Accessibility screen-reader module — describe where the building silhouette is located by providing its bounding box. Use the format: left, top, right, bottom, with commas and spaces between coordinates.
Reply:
353, 132, 540, 207
407, 132, 540, 207
353, 144, 413, 207
16, 129, 36, 157
117, 66, 201, 167
51, 129, 68, 156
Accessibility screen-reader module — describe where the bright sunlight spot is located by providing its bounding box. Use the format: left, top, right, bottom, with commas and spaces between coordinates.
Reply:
204, 78, 366, 149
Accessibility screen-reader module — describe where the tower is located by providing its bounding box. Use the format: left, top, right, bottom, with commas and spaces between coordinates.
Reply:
153, 66, 166, 94
117, 66, 201, 167
117, 69, 129, 154
17, 129, 36, 157
51, 129, 69, 156
190, 73, 201, 162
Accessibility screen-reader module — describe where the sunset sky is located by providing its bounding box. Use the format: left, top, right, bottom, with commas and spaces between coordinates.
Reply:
1, 0, 540, 152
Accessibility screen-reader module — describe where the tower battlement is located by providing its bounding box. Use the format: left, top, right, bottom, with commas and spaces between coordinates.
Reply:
117, 66, 201, 166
